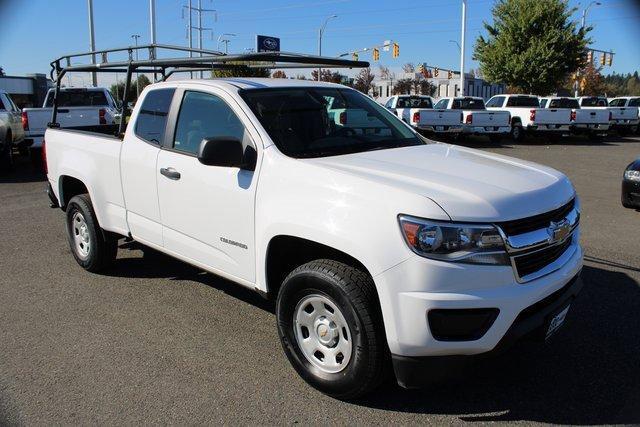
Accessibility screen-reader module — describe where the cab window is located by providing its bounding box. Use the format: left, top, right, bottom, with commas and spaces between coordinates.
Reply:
486, 96, 505, 108
173, 91, 246, 155
434, 99, 448, 109
609, 99, 626, 107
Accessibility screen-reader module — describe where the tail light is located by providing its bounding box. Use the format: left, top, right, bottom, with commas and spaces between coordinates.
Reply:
41, 139, 48, 174
99, 108, 107, 125
609, 111, 613, 121
570, 110, 576, 121
529, 109, 536, 122
21, 111, 29, 131
412, 111, 420, 123
465, 113, 473, 124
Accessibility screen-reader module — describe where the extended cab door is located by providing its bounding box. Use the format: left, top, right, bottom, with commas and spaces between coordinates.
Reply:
156, 88, 259, 284
120, 87, 176, 247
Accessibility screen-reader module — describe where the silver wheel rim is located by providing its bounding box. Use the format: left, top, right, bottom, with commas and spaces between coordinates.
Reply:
512, 126, 521, 139
293, 294, 353, 374
72, 212, 91, 260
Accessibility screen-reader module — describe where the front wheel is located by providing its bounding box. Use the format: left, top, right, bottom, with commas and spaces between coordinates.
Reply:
66, 194, 118, 272
276, 259, 388, 399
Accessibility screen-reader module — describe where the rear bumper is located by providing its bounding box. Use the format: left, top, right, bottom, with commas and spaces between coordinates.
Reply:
571, 123, 610, 132
392, 273, 583, 388
24, 135, 44, 149
526, 124, 571, 133
416, 125, 464, 134
463, 125, 511, 135
46, 181, 60, 208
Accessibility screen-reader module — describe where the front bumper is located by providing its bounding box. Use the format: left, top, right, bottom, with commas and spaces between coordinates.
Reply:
391, 272, 583, 388
622, 179, 640, 209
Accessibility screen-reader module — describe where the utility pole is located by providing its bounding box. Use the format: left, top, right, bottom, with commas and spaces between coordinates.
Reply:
459, 0, 467, 96
149, 0, 157, 81
184, 1, 216, 79
131, 34, 141, 98
318, 15, 338, 81
576, 1, 601, 96
87, 0, 97, 87
217, 33, 236, 54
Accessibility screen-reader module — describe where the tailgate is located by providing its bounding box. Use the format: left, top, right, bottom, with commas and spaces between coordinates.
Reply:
23, 109, 52, 135
56, 107, 101, 127
575, 109, 608, 124
468, 111, 510, 126
534, 108, 572, 125
610, 107, 639, 120
418, 110, 461, 126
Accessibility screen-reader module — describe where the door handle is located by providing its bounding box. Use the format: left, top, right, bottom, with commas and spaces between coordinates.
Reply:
160, 167, 181, 180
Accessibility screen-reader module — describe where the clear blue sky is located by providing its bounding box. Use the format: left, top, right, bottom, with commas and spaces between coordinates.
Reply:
1, 0, 638, 85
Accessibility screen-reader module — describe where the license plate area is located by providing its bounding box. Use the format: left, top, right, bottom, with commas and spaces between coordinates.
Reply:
436, 125, 445, 131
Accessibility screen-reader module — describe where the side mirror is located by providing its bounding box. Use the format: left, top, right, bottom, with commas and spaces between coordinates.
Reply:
197, 137, 255, 170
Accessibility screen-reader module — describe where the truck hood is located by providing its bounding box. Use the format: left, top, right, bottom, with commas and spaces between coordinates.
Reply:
305, 143, 575, 222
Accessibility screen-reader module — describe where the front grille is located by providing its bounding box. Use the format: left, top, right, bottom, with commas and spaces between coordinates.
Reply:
513, 237, 573, 279
497, 198, 575, 236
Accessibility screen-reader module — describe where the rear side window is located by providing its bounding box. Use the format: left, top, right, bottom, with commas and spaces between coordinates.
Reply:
486, 96, 505, 108
134, 88, 175, 144
629, 98, 640, 107
44, 90, 110, 107
609, 99, 626, 107
539, 99, 548, 108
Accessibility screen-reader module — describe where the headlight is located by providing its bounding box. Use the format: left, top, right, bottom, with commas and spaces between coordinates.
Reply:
624, 170, 640, 182
398, 215, 508, 265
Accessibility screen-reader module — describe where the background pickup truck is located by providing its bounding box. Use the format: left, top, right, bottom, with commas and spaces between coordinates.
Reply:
607, 97, 640, 134
382, 95, 462, 136
486, 94, 572, 142
21, 87, 120, 158
45, 78, 583, 399
541, 97, 609, 139
1, 90, 26, 171
433, 96, 511, 142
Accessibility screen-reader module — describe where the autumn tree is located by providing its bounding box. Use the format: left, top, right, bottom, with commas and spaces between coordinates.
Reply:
353, 67, 376, 95
474, 0, 590, 94
310, 69, 343, 83
271, 70, 287, 79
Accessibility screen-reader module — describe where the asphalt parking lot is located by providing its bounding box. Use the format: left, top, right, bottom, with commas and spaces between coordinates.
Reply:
1, 135, 639, 424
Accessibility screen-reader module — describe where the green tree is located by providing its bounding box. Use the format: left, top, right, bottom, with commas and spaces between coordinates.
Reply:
353, 67, 376, 95
392, 78, 413, 95
110, 75, 152, 104
310, 69, 344, 83
474, 0, 590, 95
211, 63, 270, 78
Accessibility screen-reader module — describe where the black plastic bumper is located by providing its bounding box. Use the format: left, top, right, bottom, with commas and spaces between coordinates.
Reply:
46, 181, 59, 208
392, 273, 583, 389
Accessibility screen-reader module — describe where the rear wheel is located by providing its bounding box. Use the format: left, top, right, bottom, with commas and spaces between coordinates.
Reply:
0, 131, 14, 174
276, 259, 388, 399
510, 122, 524, 142
66, 194, 118, 272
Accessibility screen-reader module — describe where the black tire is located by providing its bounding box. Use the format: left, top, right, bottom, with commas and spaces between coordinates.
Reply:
510, 121, 524, 142
276, 259, 388, 399
588, 132, 603, 142
66, 194, 118, 272
0, 131, 14, 174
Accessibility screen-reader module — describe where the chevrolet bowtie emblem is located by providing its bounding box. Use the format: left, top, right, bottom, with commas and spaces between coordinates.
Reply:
547, 219, 570, 244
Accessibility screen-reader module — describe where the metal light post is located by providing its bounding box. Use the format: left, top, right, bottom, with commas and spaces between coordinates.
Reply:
459, 0, 467, 96
131, 34, 141, 98
576, 1, 601, 96
448, 40, 461, 53
217, 33, 236, 54
87, 0, 97, 87
317, 15, 337, 81
149, 0, 157, 81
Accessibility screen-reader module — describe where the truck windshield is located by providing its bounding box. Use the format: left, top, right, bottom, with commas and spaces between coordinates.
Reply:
45, 90, 109, 107
397, 97, 433, 108
451, 98, 485, 110
548, 98, 579, 109
240, 87, 423, 158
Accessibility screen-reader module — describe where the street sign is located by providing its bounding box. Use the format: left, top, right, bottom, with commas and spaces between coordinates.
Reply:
256, 35, 280, 53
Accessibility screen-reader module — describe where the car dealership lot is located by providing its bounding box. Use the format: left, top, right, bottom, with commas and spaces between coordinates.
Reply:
1, 136, 639, 424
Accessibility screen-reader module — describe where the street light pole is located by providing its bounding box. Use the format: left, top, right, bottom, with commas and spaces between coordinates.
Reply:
459, 0, 467, 96
576, 1, 601, 96
131, 34, 141, 98
217, 34, 236, 54
318, 15, 337, 81
87, 0, 97, 87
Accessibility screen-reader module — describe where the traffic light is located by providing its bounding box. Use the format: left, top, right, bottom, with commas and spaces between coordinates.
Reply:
392, 43, 399, 58
600, 53, 606, 66
586, 50, 593, 63
447, 70, 453, 79
372, 48, 379, 61
352, 52, 358, 61
417, 63, 424, 73
607, 53, 613, 66
434, 67, 439, 77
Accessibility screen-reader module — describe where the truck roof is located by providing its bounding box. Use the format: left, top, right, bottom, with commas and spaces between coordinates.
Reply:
155, 77, 348, 91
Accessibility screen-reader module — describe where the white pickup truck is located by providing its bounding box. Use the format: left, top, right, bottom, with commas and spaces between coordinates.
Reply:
433, 96, 511, 142
21, 87, 120, 157
540, 97, 609, 139
607, 97, 640, 134
45, 78, 583, 398
383, 95, 463, 136
486, 94, 572, 142
0, 90, 25, 170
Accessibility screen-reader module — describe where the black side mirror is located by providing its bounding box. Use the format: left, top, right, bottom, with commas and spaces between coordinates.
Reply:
197, 137, 255, 170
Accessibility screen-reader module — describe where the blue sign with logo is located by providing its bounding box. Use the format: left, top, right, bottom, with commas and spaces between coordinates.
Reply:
256, 35, 280, 53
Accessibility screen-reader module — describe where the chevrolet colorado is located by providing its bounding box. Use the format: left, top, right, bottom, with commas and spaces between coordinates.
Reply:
45, 78, 583, 398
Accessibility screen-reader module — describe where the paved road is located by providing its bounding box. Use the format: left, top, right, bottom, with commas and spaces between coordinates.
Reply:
1, 136, 639, 424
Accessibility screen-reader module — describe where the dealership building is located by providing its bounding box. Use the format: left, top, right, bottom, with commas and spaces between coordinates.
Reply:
373, 72, 506, 100
0, 73, 53, 108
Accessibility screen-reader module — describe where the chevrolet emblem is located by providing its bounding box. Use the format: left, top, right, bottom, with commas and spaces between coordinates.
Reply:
547, 219, 570, 244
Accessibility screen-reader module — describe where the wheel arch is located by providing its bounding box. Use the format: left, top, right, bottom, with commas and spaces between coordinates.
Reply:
58, 175, 90, 210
